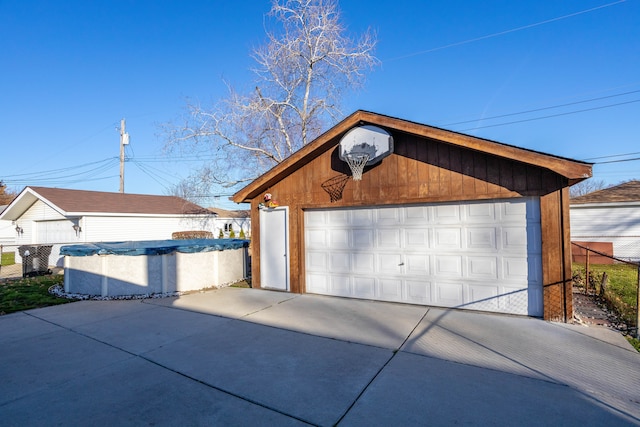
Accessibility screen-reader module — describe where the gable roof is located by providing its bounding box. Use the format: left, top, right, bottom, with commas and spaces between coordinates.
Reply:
207, 207, 250, 219
232, 110, 593, 203
571, 180, 640, 205
0, 186, 210, 221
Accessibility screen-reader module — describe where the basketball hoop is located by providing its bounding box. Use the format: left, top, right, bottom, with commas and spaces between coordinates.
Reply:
338, 125, 393, 181
345, 153, 370, 181
321, 174, 350, 202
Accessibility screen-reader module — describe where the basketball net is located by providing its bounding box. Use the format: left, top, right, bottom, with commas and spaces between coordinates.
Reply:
345, 153, 369, 181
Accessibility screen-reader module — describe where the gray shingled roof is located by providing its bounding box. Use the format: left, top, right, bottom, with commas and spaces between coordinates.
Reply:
570, 180, 640, 204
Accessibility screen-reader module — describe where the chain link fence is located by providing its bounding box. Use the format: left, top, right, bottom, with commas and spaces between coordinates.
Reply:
572, 242, 639, 338
0, 244, 56, 280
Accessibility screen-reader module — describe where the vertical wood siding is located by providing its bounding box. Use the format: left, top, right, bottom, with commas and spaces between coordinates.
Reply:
251, 131, 572, 320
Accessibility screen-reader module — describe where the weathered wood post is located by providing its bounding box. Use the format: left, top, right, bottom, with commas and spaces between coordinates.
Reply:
599, 272, 608, 297
585, 248, 590, 295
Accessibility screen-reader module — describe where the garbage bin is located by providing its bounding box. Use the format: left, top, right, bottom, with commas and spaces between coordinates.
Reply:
18, 245, 53, 277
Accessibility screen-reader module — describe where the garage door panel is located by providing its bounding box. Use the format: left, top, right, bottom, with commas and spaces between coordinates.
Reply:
351, 209, 374, 226
306, 229, 327, 248
502, 227, 529, 248
435, 282, 464, 306
467, 256, 498, 279
353, 253, 375, 272
406, 280, 432, 304
377, 229, 402, 248
353, 229, 374, 248
404, 205, 429, 223
329, 253, 351, 272
378, 254, 403, 274
306, 211, 326, 226
379, 279, 403, 301
304, 198, 542, 317
376, 207, 402, 225
405, 255, 429, 275
405, 229, 429, 248
434, 205, 461, 223
328, 210, 350, 225
306, 251, 327, 270
434, 228, 462, 249
466, 202, 496, 222
329, 276, 351, 296
499, 286, 529, 314
353, 277, 376, 298
467, 285, 499, 311
434, 256, 463, 277
467, 228, 497, 249
307, 273, 329, 293
329, 229, 350, 248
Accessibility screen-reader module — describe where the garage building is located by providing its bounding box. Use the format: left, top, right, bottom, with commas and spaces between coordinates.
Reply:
232, 111, 592, 321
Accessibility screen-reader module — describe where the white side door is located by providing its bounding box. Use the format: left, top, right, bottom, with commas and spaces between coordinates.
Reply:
260, 207, 289, 291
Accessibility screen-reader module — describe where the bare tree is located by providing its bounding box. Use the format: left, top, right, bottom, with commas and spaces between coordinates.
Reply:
570, 178, 609, 198
164, 0, 378, 197
0, 181, 18, 205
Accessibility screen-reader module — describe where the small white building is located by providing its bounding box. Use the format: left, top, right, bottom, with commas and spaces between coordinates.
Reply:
208, 207, 250, 238
570, 180, 640, 261
0, 186, 218, 267
0, 205, 15, 245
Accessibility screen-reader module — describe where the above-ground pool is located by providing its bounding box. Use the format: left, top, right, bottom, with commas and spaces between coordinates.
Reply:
60, 239, 249, 297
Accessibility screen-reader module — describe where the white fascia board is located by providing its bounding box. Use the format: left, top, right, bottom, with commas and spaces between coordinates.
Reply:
0, 187, 67, 220
71, 212, 213, 218
570, 202, 640, 209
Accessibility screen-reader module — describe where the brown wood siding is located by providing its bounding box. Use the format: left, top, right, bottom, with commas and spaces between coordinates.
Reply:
251, 131, 572, 320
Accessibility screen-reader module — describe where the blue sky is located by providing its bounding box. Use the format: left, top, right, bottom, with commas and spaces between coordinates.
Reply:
1, 0, 639, 208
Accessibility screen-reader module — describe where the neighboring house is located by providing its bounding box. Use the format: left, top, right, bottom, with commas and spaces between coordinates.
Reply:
0, 186, 214, 267
208, 207, 250, 238
233, 110, 592, 322
0, 205, 15, 245
570, 180, 640, 261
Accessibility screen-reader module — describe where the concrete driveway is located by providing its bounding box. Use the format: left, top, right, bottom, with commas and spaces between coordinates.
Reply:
1, 287, 638, 426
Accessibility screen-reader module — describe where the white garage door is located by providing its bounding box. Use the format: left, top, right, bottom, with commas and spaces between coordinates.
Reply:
305, 198, 542, 316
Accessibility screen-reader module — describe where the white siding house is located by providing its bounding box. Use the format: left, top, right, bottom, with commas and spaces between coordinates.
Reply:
570, 180, 640, 261
208, 207, 250, 238
0, 186, 218, 267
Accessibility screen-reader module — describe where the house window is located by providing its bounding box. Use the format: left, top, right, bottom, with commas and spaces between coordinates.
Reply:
224, 223, 232, 232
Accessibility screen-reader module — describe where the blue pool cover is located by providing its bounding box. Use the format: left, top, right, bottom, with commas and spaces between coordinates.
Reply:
60, 239, 249, 257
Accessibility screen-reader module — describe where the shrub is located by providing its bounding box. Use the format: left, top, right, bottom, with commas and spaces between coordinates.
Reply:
172, 230, 213, 240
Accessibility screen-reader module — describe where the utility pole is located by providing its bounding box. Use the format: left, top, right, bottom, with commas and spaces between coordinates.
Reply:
119, 118, 129, 193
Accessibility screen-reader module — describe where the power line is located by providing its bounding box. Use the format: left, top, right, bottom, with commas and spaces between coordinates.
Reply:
584, 151, 640, 161
442, 89, 640, 127
386, 0, 627, 61
458, 98, 640, 131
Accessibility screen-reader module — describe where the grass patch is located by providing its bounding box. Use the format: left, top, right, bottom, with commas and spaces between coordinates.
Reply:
0, 274, 72, 315
627, 336, 640, 352
1, 251, 15, 266
573, 263, 638, 330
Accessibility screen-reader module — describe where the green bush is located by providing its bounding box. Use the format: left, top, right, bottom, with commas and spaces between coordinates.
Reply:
218, 229, 224, 238
239, 229, 246, 239
229, 226, 235, 238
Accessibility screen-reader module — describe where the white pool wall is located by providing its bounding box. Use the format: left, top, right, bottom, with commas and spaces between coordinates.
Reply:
63, 247, 247, 297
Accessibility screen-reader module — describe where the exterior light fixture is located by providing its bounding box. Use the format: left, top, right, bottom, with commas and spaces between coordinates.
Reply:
15, 225, 23, 235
